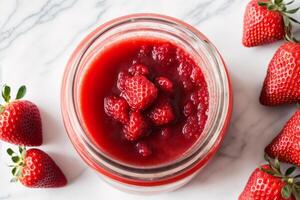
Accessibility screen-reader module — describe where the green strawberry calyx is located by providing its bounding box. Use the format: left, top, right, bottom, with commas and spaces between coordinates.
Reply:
0, 84, 27, 114
7, 147, 27, 183
258, 0, 300, 43
261, 154, 300, 199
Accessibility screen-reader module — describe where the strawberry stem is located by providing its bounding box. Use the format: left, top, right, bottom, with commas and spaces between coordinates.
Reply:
1, 84, 27, 103
263, 154, 300, 199
0, 84, 27, 114
7, 146, 26, 183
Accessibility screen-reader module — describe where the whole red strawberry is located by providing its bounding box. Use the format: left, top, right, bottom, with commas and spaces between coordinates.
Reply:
122, 111, 148, 141
104, 96, 129, 124
154, 76, 174, 93
7, 147, 67, 188
260, 42, 300, 106
265, 109, 300, 167
0, 85, 42, 146
122, 75, 158, 110
148, 97, 175, 126
242, 0, 299, 47
239, 157, 300, 199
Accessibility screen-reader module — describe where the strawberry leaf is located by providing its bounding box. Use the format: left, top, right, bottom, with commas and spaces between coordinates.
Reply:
260, 167, 278, 176
11, 156, 19, 163
18, 146, 23, 154
11, 167, 17, 175
7, 148, 14, 156
274, 157, 281, 172
2, 85, 11, 103
282, 185, 292, 198
16, 85, 26, 100
284, 7, 300, 14
285, 166, 296, 176
267, 4, 276, 10
258, 1, 269, 6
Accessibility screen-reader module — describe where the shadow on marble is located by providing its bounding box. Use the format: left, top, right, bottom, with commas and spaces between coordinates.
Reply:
48, 152, 87, 185
38, 108, 87, 184
39, 107, 65, 145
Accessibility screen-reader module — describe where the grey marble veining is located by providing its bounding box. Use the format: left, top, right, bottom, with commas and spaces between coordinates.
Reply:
0, 0, 299, 199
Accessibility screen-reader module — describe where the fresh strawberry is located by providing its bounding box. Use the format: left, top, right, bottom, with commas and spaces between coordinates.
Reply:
104, 96, 129, 124
154, 76, 174, 93
239, 156, 300, 200
135, 141, 152, 157
122, 75, 158, 110
148, 97, 175, 126
260, 42, 300, 106
128, 64, 149, 77
0, 85, 42, 146
123, 111, 148, 141
242, 0, 299, 47
7, 147, 67, 188
265, 109, 300, 167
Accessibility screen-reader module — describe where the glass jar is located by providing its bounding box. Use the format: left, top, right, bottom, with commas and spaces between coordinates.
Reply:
61, 14, 233, 194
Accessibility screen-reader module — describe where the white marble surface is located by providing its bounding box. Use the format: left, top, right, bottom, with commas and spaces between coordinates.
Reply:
0, 0, 299, 199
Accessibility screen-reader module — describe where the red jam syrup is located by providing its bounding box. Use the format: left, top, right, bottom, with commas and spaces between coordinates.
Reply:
79, 38, 209, 166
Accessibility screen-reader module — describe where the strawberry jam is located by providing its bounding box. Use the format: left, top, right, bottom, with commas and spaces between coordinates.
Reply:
79, 37, 209, 166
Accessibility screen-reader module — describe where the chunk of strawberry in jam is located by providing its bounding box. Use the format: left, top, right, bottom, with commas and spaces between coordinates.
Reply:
177, 63, 194, 90
182, 115, 200, 139
128, 64, 149, 77
190, 89, 209, 108
154, 76, 174, 93
190, 67, 205, 85
122, 75, 158, 110
152, 43, 176, 66
177, 60, 193, 78
148, 97, 176, 126
136, 142, 152, 157
176, 50, 197, 90
183, 100, 195, 117
138, 45, 152, 58
104, 96, 129, 124
117, 71, 130, 91
123, 111, 148, 141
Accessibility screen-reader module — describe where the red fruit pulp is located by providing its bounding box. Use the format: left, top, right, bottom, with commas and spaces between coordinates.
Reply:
79, 37, 209, 166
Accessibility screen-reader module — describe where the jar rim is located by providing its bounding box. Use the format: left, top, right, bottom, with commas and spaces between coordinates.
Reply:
61, 13, 232, 183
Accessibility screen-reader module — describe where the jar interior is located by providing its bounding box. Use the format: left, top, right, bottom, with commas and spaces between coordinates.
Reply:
72, 17, 227, 172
